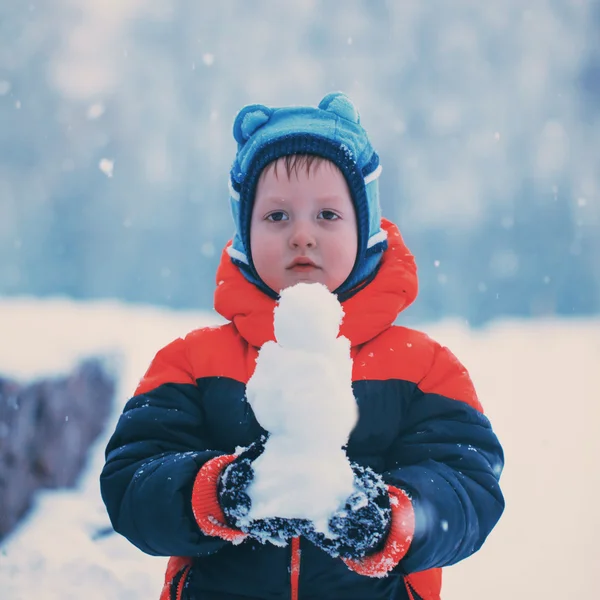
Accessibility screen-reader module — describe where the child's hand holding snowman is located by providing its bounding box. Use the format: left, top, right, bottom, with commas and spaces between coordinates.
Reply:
217, 434, 307, 544
303, 463, 392, 559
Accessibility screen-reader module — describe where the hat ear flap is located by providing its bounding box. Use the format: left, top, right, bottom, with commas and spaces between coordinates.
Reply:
233, 104, 273, 145
318, 92, 360, 124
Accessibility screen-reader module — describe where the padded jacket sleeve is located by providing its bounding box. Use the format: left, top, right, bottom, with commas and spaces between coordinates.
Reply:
99, 337, 230, 557
383, 344, 505, 574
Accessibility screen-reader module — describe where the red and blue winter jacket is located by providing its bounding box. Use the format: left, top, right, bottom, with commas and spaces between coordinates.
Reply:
100, 219, 505, 600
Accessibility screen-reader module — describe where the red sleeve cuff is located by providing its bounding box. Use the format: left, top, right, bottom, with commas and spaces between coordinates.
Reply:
343, 485, 415, 577
191, 454, 248, 544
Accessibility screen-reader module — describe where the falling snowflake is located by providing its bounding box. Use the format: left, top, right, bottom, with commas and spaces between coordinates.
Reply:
99, 159, 114, 178
87, 103, 105, 120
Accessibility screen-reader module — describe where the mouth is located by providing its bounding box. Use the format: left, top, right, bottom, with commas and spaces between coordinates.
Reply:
286, 257, 319, 271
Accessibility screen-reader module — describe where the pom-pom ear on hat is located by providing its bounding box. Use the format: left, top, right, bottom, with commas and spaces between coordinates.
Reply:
318, 92, 360, 124
233, 105, 273, 145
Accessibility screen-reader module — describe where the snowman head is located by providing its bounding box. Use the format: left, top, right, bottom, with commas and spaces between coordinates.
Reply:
274, 283, 344, 350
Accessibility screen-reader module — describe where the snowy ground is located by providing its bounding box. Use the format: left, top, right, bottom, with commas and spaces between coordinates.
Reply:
0, 296, 598, 599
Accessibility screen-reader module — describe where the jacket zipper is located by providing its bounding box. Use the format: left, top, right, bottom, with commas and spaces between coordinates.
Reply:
290, 537, 301, 600
175, 565, 191, 600
405, 578, 421, 600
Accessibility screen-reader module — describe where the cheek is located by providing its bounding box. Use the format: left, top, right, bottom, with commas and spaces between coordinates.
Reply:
325, 228, 358, 280
249, 219, 263, 258
250, 227, 279, 269
336, 227, 358, 264
338, 245, 357, 274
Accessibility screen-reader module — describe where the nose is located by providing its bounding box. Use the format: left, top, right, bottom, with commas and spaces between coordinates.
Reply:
289, 221, 316, 250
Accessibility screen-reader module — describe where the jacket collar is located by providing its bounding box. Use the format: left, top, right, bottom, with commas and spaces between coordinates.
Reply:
214, 219, 418, 349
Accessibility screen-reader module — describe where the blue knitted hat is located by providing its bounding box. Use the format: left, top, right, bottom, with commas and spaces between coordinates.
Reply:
227, 92, 387, 300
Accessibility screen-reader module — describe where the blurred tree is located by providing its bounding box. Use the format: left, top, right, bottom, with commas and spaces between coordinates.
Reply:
0, 0, 598, 325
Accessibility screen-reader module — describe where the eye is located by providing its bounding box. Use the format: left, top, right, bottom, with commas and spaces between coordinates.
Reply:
266, 211, 289, 222
319, 210, 340, 221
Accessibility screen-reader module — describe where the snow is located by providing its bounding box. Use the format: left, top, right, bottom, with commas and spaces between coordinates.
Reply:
51, 0, 148, 100
0, 297, 222, 600
202, 53, 215, 66
98, 158, 114, 178
0, 296, 599, 599
87, 103, 106, 120
245, 284, 357, 533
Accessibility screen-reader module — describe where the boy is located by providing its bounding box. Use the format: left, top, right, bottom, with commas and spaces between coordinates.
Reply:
100, 92, 505, 600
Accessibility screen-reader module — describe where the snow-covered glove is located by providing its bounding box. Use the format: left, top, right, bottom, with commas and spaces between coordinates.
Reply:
304, 464, 391, 560
217, 435, 306, 543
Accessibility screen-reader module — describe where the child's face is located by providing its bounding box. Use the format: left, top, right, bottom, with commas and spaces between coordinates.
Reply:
250, 159, 358, 294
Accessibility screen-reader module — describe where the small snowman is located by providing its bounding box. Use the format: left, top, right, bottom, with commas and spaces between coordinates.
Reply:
245, 283, 358, 534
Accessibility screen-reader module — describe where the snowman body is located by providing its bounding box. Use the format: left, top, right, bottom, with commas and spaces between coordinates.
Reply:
245, 283, 358, 533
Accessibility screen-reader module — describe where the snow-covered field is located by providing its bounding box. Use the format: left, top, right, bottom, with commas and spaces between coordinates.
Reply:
0, 296, 598, 599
